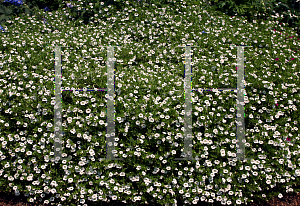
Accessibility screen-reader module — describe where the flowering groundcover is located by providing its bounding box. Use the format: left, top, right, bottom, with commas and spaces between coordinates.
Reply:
0, 1, 300, 206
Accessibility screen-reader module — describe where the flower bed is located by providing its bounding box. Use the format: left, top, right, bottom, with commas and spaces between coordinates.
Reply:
0, 1, 300, 206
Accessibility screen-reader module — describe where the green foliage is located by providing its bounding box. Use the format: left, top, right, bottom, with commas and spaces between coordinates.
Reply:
1, 0, 300, 35
206, 0, 300, 35
0, 0, 29, 26
0, 0, 63, 27
23, 0, 63, 12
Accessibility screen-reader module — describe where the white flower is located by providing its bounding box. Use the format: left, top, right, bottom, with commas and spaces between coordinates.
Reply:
89, 148, 95, 156
27, 176, 33, 181
50, 180, 58, 187
67, 117, 73, 123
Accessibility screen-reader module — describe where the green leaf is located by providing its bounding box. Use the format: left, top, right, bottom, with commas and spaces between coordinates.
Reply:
220, 2, 226, 8
80, 10, 87, 17
0, 6, 12, 15
279, 3, 291, 10
0, 5, 5, 14
24, 8, 32, 15
0, 14, 10, 22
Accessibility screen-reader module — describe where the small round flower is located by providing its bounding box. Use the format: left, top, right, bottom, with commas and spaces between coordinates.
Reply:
66, 3, 74, 8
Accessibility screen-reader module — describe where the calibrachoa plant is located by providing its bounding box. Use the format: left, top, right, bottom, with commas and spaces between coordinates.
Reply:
0, 0, 300, 206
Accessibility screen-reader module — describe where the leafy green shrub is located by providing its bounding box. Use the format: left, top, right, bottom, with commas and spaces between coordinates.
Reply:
206, 0, 300, 35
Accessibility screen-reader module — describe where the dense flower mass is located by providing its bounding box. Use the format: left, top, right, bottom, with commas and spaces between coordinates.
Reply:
0, 0, 299, 206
